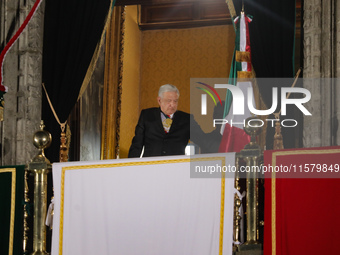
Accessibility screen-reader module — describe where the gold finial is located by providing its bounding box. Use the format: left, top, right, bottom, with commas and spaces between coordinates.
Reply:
31, 120, 52, 166
33, 120, 52, 153
243, 116, 262, 150
39, 120, 45, 130
273, 113, 284, 150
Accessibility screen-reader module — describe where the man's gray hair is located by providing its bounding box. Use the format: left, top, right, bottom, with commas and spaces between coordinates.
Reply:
158, 84, 180, 98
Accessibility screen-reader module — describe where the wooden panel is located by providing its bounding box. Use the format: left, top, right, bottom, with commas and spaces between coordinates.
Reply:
141, 3, 195, 23
139, 19, 231, 30
115, 0, 194, 6
139, 1, 231, 30
199, 2, 230, 20
118, 0, 301, 31
115, 0, 151, 6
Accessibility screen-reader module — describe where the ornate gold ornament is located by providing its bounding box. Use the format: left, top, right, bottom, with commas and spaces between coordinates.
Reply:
162, 118, 173, 129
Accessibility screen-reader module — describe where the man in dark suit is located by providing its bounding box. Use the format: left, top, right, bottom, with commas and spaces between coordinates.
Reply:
128, 84, 190, 158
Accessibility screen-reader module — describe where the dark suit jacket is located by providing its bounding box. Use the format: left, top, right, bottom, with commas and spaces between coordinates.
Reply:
128, 108, 190, 158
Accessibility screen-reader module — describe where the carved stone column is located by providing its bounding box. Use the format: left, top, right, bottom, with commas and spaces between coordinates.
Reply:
336, 1, 340, 145
0, 0, 44, 165
303, 0, 339, 147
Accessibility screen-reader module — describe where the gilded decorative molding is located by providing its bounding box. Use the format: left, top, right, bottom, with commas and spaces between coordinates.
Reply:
115, 6, 126, 158
0, 168, 16, 255
23, 168, 30, 254
101, 6, 125, 159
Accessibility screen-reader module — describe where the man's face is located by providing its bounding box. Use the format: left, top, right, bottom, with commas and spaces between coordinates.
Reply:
158, 91, 179, 116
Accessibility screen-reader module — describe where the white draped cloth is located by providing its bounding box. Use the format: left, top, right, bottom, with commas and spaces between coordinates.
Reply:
51, 154, 235, 255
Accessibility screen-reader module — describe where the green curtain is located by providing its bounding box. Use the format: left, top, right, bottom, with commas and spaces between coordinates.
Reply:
0, 165, 25, 255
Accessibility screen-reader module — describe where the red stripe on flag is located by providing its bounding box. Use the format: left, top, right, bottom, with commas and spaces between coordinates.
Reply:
245, 16, 252, 72
218, 123, 251, 153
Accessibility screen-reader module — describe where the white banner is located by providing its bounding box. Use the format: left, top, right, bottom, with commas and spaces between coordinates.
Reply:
51, 154, 235, 255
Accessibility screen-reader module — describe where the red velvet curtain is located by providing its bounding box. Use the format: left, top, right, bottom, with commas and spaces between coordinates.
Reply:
264, 147, 340, 255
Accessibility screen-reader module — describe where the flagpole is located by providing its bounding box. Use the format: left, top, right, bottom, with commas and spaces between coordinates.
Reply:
273, 68, 302, 150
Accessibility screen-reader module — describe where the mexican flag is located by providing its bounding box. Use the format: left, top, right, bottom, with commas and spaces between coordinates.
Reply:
219, 11, 254, 153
